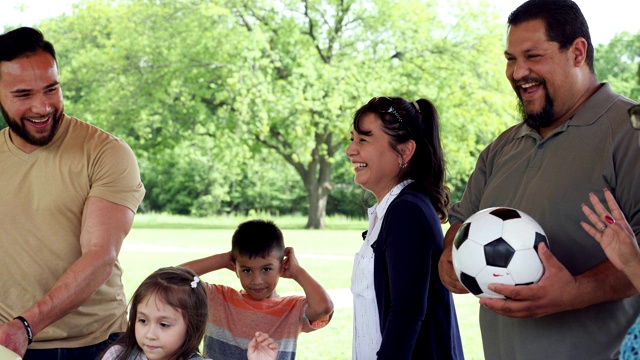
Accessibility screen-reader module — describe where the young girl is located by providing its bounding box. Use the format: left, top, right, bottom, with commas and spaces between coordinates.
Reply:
101, 267, 278, 360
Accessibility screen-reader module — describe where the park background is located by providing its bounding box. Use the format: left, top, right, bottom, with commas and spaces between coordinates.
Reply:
2, 0, 640, 358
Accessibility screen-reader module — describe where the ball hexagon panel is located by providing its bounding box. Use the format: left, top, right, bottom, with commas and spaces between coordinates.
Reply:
475, 266, 515, 298
466, 213, 504, 246
501, 218, 538, 250
508, 249, 544, 284
453, 239, 486, 278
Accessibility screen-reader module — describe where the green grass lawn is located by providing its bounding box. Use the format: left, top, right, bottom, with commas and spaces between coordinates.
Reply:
120, 214, 483, 359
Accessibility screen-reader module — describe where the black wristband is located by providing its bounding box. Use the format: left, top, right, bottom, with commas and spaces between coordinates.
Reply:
14, 316, 33, 345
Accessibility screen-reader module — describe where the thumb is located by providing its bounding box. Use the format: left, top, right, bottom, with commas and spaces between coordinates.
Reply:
537, 242, 558, 272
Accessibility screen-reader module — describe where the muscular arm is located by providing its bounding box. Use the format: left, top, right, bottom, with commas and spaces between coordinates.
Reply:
1, 197, 134, 355
622, 261, 640, 293
574, 260, 637, 306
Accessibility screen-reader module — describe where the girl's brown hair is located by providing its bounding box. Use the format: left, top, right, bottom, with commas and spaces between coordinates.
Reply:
100, 266, 208, 360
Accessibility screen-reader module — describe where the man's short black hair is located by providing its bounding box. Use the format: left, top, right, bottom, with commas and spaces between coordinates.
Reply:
231, 220, 285, 260
0, 27, 56, 64
508, 0, 594, 73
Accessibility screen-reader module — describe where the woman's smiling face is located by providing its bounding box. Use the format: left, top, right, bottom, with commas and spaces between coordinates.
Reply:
346, 112, 404, 202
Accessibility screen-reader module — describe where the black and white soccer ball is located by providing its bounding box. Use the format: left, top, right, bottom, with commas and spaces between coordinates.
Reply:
452, 207, 549, 299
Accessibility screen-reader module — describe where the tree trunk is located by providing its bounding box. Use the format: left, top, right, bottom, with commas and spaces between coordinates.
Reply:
304, 158, 332, 229
306, 182, 327, 229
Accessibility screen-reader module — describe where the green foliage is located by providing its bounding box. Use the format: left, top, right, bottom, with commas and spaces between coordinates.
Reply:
138, 140, 228, 215
28, 0, 531, 220
224, 150, 308, 215
595, 31, 640, 100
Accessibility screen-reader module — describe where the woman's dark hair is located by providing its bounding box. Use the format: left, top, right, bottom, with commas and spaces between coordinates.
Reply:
352, 97, 450, 222
100, 266, 208, 360
508, 0, 594, 73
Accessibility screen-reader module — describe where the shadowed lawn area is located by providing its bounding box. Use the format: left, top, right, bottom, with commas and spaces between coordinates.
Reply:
120, 215, 483, 359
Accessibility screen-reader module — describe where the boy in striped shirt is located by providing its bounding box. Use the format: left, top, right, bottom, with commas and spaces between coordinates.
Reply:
180, 220, 334, 359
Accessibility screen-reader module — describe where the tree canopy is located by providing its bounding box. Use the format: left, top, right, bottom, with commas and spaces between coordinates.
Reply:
6, 0, 638, 227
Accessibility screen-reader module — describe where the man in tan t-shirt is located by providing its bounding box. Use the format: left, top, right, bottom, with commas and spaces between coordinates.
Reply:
0, 27, 145, 359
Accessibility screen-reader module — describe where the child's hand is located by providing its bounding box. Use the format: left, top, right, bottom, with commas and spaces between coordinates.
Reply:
281, 247, 302, 280
247, 331, 278, 360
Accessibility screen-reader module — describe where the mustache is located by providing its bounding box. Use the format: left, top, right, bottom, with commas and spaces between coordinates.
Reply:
514, 77, 545, 87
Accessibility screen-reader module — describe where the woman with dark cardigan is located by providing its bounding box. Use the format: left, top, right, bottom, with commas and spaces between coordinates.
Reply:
346, 96, 464, 359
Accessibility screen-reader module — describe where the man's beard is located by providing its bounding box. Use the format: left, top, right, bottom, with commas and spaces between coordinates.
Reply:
1, 103, 63, 147
517, 88, 555, 130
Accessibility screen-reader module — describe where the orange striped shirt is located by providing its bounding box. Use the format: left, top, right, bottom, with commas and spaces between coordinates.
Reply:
203, 284, 330, 359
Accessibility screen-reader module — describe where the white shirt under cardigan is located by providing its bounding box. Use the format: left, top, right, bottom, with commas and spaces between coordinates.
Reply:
351, 180, 413, 360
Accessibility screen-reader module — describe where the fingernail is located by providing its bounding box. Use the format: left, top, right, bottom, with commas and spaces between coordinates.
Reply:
604, 188, 610, 193
605, 215, 615, 225
538, 242, 548, 252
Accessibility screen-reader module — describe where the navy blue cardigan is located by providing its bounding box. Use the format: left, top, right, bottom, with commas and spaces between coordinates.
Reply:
371, 183, 464, 359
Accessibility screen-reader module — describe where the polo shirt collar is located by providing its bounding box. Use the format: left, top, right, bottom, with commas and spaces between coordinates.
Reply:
512, 82, 616, 140
569, 82, 617, 127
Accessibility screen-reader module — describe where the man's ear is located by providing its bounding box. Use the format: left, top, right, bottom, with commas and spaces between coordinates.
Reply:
571, 37, 588, 67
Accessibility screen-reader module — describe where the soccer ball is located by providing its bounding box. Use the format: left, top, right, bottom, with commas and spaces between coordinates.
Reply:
452, 207, 549, 299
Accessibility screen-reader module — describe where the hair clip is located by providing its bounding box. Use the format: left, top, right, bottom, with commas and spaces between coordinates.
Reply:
191, 276, 200, 288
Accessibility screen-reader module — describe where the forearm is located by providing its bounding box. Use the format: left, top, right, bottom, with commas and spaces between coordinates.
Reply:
294, 268, 334, 322
180, 252, 231, 276
20, 249, 116, 336
443, 223, 460, 250
624, 262, 640, 293
618, 234, 640, 293
438, 223, 468, 293
20, 197, 133, 336
574, 260, 638, 309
